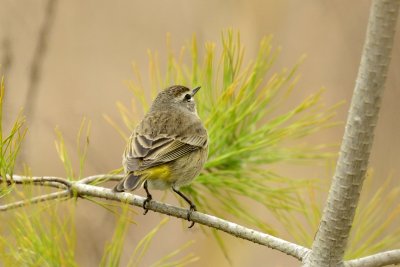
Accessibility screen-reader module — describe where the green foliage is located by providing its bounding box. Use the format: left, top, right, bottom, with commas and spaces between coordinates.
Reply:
0, 202, 78, 266
108, 30, 337, 235
276, 171, 400, 259
0, 81, 77, 266
274, 185, 322, 247
100, 204, 135, 267
54, 118, 91, 180
109, 30, 400, 260
100, 215, 198, 267
1, 30, 399, 266
127, 218, 198, 267
0, 76, 27, 180
347, 173, 400, 259
0, 77, 199, 266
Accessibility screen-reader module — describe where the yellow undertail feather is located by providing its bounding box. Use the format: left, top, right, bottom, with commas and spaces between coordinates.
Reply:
138, 164, 172, 181
113, 164, 172, 192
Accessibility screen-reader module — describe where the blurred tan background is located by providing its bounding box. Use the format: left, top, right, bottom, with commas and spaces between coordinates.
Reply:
1, 0, 399, 266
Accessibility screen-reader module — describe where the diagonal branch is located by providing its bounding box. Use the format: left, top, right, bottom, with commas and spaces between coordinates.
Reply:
305, 0, 400, 266
0, 174, 310, 262
2, 175, 399, 266
74, 183, 311, 261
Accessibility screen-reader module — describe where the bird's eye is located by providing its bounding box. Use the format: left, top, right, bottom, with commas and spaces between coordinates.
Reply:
184, 94, 191, 101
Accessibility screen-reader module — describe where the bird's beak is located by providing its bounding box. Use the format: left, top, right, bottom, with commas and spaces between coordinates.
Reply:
191, 86, 201, 96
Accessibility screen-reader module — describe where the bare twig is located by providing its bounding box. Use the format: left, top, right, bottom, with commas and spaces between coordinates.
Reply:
0, 190, 69, 211
345, 250, 400, 267
9, 175, 72, 188
77, 174, 124, 185
3, 174, 121, 189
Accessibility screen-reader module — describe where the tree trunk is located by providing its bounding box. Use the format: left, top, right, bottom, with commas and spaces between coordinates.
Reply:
305, 0, 400, 266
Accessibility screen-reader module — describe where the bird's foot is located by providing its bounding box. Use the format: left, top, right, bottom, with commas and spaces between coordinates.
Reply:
187, 204, 197, 228
142, 180, 152, 215
142, 195, 152, 215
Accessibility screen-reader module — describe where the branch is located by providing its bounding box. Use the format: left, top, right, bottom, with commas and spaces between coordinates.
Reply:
345, 250, 400, 267
77, 174, 124, 184
306, 0, 400, 266
0, 174, 310, 262
4, 174, 123, 189
3, 175, 399, 266
7, 175, 72, 189
0, 190, 69, 211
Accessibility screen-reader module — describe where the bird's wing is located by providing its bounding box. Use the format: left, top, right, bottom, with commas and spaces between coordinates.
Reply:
123, 132, 207, 171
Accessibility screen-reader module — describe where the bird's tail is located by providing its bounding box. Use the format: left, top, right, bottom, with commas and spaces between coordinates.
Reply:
113, 172, 143, 192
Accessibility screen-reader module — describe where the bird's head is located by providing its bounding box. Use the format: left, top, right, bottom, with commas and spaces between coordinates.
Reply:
152, 85, 201, 113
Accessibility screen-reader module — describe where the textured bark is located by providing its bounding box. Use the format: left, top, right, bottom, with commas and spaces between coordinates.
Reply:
305, 0, 400, 266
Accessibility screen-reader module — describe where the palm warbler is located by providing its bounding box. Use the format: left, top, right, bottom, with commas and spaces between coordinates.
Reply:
113, 85, 208, 227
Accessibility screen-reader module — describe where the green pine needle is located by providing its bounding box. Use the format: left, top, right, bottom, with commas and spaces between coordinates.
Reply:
0, 76, 27, 181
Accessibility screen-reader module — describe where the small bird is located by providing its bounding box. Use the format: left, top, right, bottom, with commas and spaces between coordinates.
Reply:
113, 85, 208, 228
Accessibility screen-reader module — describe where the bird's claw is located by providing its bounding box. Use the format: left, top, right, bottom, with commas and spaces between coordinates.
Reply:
142, 196, 152, 215
187, 204, 197, 228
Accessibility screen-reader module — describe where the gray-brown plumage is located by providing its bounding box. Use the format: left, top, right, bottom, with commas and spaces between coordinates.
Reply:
113, 85, 208, 227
